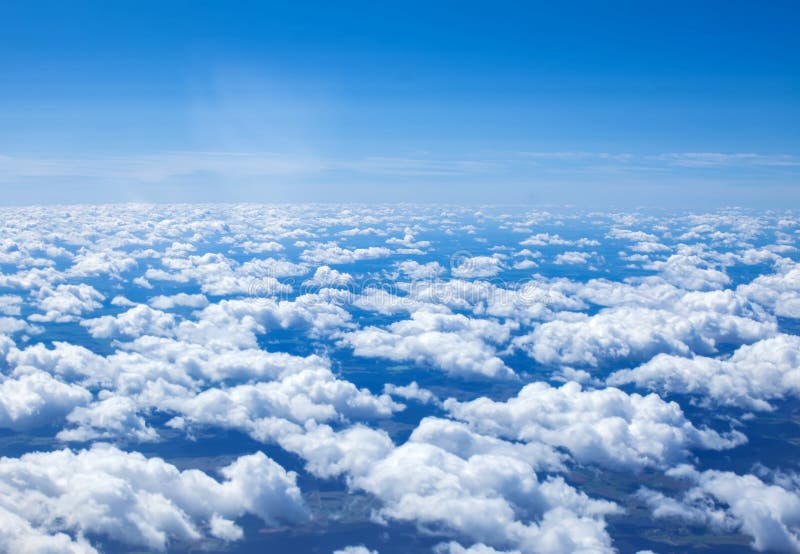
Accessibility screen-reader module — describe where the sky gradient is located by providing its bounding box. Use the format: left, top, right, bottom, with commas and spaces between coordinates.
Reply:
0, 0, 798, 206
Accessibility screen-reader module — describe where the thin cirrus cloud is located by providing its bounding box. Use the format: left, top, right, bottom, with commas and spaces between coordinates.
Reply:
0, 151, 495, 182
0, 150, 799, 207
0, 150, 797, 182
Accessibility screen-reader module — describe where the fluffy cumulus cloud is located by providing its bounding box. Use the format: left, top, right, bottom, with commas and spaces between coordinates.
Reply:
444, 381, 744, 470
301, 242, 392, 264
451, 255, 504, 278
515, 290, 775, 368
302, 265, 354, 288
161, 366, 402, 439
738, 263, 800, 318
333, 547, 379, 554
30, 284, 105, 323
342, 309, 516, 378
0, 370, 91, 430
275, 418, 618, 554
640, 465, 800, 553
57, 395, 159, 442
0, 204, 798, 552
384, 381, 441, 406
644, 251, 731, 290
396, 260, 445, 280
148, 293, 209, 310
355, 442, 618, 553
0, 444, 308, 551
609, 334, 800, 411
553, 251, 595, 265
435, 542, 521, 554
82, 305, 177, 339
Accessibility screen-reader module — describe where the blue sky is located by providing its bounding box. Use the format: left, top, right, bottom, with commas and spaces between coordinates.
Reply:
0, 0, 798, 206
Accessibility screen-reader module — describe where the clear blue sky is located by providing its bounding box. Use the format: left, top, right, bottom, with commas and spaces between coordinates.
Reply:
1, 1, 798, 206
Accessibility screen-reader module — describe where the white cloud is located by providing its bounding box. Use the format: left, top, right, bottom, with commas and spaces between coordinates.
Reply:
514, 290, 775, 368
301, 242, 392, 264
275, 419, 617, 554
386, 228, 431, 249
445, 381, 744, 470
553, 251, 593, 265
451, 256, 504, 278
0, 504, 99, 554
520, 233, 571, 246
396, 260, 445, 280
435, 542, 521, 554
82, 305, 176, 339
302, 265, 354, 288
57, 395, 159, 443
0, 370, 91, 431
640, 465, 800, 553
160, 366, 402, 437
30, 284, 104, 323
353, 439, 618, 553
644, 251, 730, 291
342, 310, 515, 378
738, 264, 800, 318
609, 334, 800, 411
0, 444, 308, 551
0, 295, 22, 316
68, 250, 137, 279
333, 546, 379, 554
148, 293, 209, 310
384, 381, 440, 406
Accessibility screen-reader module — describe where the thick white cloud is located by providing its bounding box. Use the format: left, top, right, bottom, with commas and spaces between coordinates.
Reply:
0, 370, 91, 430
386, 228, 431, 250
353, 441, 617, 553
29, 284, 104, 323
609, 334, 800, 410
58, 395, 159, 442
7, 341, 114, 386
145, 253, 302, 296
342, 310, 515, 378
301, 242, 392, 264
435, 542, 521, 554
384, 381, 440, 406
275, 420, 617, 554
444, 381, 744, 470
521, 233, 573, 246
302, 265, 354, 288
644, 251, 730, 291
68, 250, 137, 279
515, 290, 775, 368
738, 264, 800, 318
148, 293, 209, 310
0, 504, 99, 554
0, 316, 41, 336
640, 465, 800, 553
403, 277, 586, 324
0, 444, 308, 551
0, 294, 22, 316
553, 251, 594, 265
1, 204, 798, 552
161, 366, 402, 436
82, 305, 176, 339
189, 294, 354, 341
451, 256, 504, 278
396, 260, 445, 280
333, 546, 379, 554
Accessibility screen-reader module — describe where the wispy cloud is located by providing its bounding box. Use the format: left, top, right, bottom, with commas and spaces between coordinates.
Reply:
653, 152, 800, 168
0, 151, 495, 182
0, 150, 797, 192
519, 151, 635, 163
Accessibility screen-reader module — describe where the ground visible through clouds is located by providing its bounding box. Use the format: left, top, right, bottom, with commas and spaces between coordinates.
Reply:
0, 204, 799, 554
